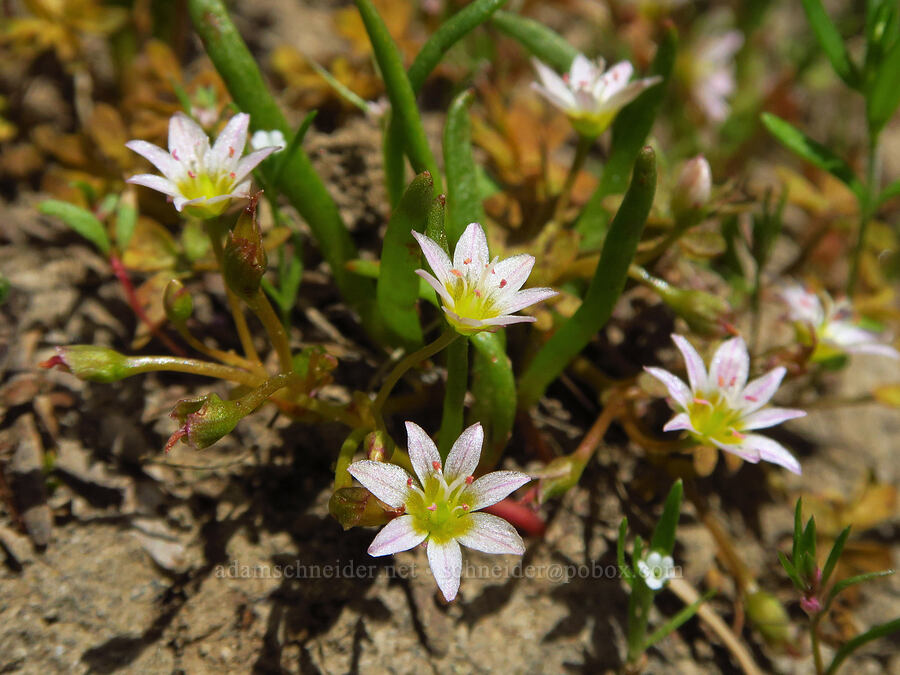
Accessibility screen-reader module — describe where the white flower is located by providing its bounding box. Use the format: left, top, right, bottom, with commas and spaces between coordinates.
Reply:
688, 30, 743, 122
347, 421, 531, 602
250, 129, 286, 152
781, 285, 899, 360
637, 551, 675, 590
673, 155, 712, 214
126, 112, 279, 217
645, 334, 806, 474
532, 54, 661, 138
412, 222, 558, 335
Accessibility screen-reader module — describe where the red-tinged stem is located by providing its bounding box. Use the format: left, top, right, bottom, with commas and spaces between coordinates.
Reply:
483, 498, 546, 537
110, 255, 186, 356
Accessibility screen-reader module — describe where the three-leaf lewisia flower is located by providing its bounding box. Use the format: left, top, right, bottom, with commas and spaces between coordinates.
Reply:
126, 112, 280, 217
412, 222, 557, 335
645, 334, 806, 474
780, 285, 899, 360
347, 422, 531, 602
532, 54, 661, 138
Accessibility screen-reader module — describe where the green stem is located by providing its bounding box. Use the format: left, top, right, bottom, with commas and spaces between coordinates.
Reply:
334, 428, 368, 490
626, 582, 654, 665
438, 336, 469, 458
126, 356, 264, 387
247, 290, 294, 373
173, 322, 267, 376
811, 615, 825, 675
553, 134, 593, 226
848, 132, 880, 296
373, 329, 460, 418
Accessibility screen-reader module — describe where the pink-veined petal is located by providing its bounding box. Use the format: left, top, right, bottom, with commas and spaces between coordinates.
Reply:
532, 58, 571, 101
711, 439, 761, 464
844, 342, 900, 359
412, 230, 454, 286
496, 286, 558, 314
662, 412, 695, 433
427, 538, 462, 602
415, 269, 453, 306
644, 366, 691, 409
168, 113, 208, 163
490, 254, 535, 294
709, 335, 749, 396
741, 407, 806, 430
671, 334, 707, 393
453, 222, 490, 275
233, 146, 279, 184
531, 81, 576, 112
465, 470, 531, 511
477, 314, 536, 328
569, 54, 598, 86
210, 112, 249, 169
740, 367, 786, 413
405, 421, 441, 485
347, 460, 410, 509
444, 423, 483, 484
125, 140, 182, 179
599, 76, 661, 113
367, 515, 427, 556
126, 174, 179, 197
458, 512, 525, 555
596, 60, 634, 99
737, 434, 802, 475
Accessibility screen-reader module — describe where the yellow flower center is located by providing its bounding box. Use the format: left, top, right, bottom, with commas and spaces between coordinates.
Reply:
442, 274, 501, 334
685, 392, 745, 445
406, 473, 474, 545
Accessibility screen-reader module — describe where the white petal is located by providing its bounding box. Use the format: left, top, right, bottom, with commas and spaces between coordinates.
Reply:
496, 287, 558, 314
644, 366, 691, 409
671, 334, 707, 393
531, 81, 577, 112
405, 421, 441, 485
347, 460, 411, 509
210, 112, 249, 169
780, 285, 824, 325
233, 146, 279, 183
412, 231, 454, 285
532, 58, 566, 93
415, 269, 454, 306
490, 254, 535, 294
596, 60, 633, 99
740, 367, 785, 413
477, 314, 536, 328
168, 113, 209, 163
741, 407, 806, 430
126, 174, 180, 197
844, 342, 900, 359
125, 140, 182, 179
709, 336, 749, 395
458, 512, 525, 555
599, 76, 660, 112
367, 515, 427, 556
711, 439, 761, 464
465, 470, 531, 511
569, 54, 597, 86
453, 222, 490, 275
427, 538, 462, 602
444, 423, 483, 484
662, 412, 695, 433
737, 434, 802, 475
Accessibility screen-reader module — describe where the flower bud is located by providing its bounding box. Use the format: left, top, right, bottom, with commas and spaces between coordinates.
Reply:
745, 590, 791, 645
163, 279, 193, 324
328, 487, 394, 530
661, 286, 732, 337
223, 194, 267, 300
39, 345, 131, 383
672, 155, 711, 218
365, 430, 388, 462
537, 453, 588, 503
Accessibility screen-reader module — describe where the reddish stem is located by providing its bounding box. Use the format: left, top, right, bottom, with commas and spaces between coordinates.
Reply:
110, 255, 186, 356
483, 498, 546, 537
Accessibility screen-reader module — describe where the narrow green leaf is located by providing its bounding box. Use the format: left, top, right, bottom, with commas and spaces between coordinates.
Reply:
470, 330, 516, 471
39, 200, 111, 255
649, 480, 683, 556
801, 515, 817, 575
617, 518, 630, 583
779, 551, 805, 590
518, 147, 657, 409
187, 0, 375, 331
821, 526, 851, 586
273, 109, 318, 185
490, 9, 579, 72
792, 498, 804, 564
438, 336, 469, 458
383, 109, 407, 208
826, 616, 900, 675
760, 113, 863, 198
376, 172, 434, 348
114, 195, 137, 250
355, 0, 441, 188
878, 178, 900, 207
346, 258, 438, 304
828, 569, 895, 603
576, 24, 677, 251
643, 589, 715, 651
800, 0, 860, 88
443, 89, 484, 246
866, 38, 900, 134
